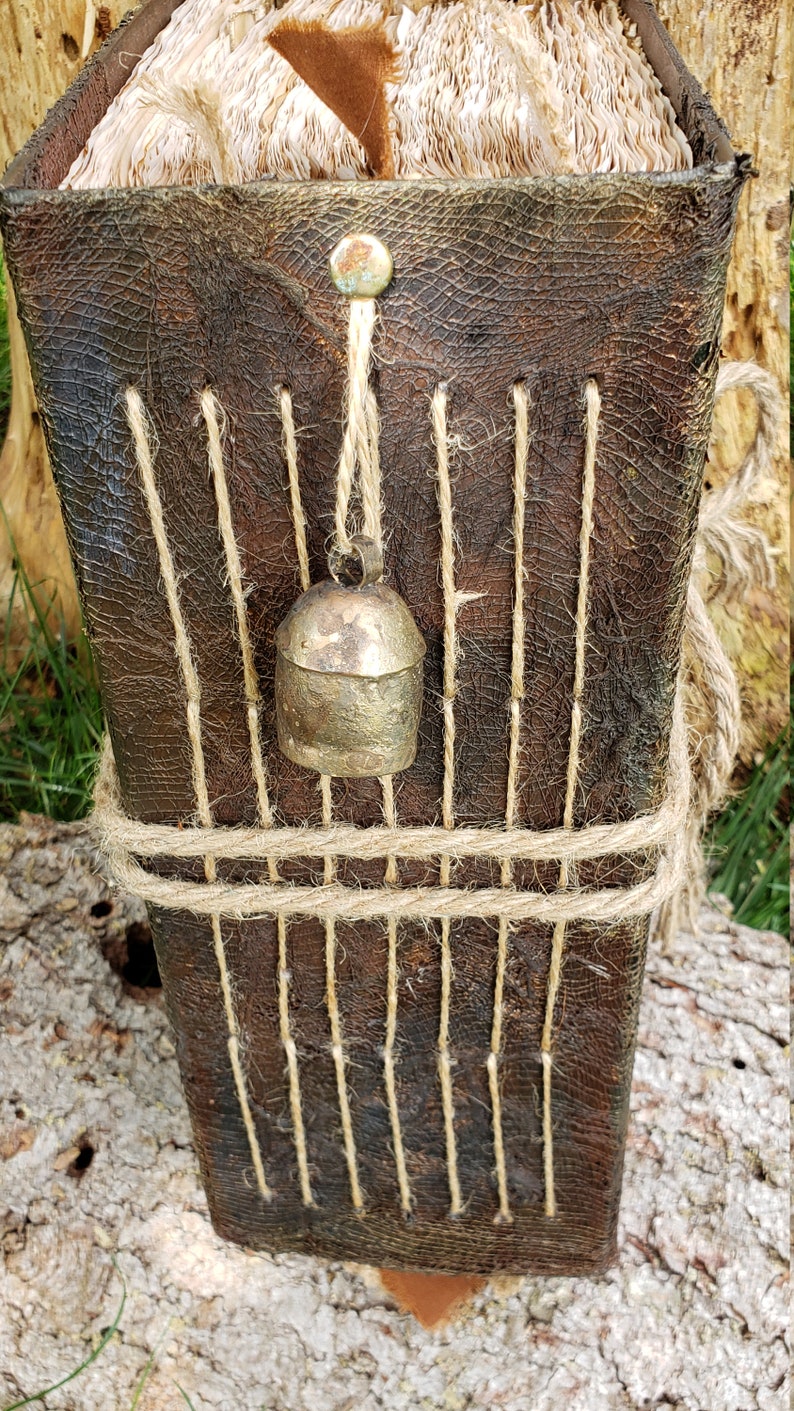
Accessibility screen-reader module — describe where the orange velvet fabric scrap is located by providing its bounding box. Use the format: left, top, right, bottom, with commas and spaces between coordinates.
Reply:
378, 1270, 487, 1328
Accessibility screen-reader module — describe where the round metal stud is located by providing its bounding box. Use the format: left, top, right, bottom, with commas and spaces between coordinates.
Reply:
329, 233, 394, 299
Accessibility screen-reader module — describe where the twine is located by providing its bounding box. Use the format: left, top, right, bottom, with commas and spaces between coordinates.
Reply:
381, 773, 413, 1215
337, 295, 411, 1211
104, 353, 776, 1224
96, 766, 689, 865
272, 386, 315, 1204
200, 390, 276, 838
540, 378, 599, 1219
280, 295, 397, 1211
433, 382, 464, 1217
95, 798, 689, 922
321, 774, 365, 1213
125, 387, 273, 1203
656, 359, 782, 943
487, 380, 530, 1226
278, 386, 311, 595
334, 297, 380, 551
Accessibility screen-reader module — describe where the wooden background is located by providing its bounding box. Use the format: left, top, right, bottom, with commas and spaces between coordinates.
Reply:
656, 0, 790, 760
0, 0, 789, 756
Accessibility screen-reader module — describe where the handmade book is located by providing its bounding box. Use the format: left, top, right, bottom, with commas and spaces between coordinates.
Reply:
0, 0, 746, 1273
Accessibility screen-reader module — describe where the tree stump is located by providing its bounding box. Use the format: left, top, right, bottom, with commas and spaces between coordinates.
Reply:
0, 816, 788, 1409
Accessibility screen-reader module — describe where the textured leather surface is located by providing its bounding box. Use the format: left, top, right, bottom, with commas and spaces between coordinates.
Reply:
0, 0, 746, 1273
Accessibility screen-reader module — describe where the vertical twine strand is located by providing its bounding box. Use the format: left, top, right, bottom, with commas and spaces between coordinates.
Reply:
432, 384, 464, 1217
487, 382, 530, 1225
505, 384, 528, 839
332, 295, 393, 1211
339, 299, 408, 1209
278, 387, 312, 593
362, 316, 406, 1210
205, 386, 314, 1204
434, 385, 457, 845
200, 389, 275, 842
381, 774, 413, 1214
359, 319, 406, 1210
488, 921, 511, 1223
281, 298, 385, 1214
541, 378, 601, 1219
126, 390, 209, 822
125, 386, 272, 1202
275, 387, 315, 1202
277, 914, 315, 1206
363, 388, 382, 542
322, 774, 365, 1212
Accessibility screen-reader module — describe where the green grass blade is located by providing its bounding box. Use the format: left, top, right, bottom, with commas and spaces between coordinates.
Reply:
0, 531, 103, 823
732, 831, 790, 931
1, 1260, 126, 1411
176, 1387, 198, 1410
707, 716, 790, 935
128, 1321, 173, 1411
128, 1351, 158, 1411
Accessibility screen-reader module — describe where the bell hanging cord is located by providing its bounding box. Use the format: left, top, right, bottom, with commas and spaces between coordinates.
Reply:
278, 234, 410, 1212
329, 231, 394, 556
334, 296, 381, 553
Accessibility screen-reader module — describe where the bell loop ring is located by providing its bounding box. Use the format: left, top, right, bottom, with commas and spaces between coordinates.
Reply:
328, 534, 384, 588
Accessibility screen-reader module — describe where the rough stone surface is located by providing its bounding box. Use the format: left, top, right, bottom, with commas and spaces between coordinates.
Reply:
0, 816, 789, 1411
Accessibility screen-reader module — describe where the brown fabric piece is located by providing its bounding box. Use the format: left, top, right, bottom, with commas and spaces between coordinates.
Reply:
267, 20, 399, 178
377, 1270, 486, 1327
0, 0, 746, 1274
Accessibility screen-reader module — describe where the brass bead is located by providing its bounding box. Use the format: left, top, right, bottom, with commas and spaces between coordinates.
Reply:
329, 233, 394, 299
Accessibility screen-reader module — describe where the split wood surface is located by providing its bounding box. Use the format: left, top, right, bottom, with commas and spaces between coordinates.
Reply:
0, 1, 128, 652
0, 814, 787, 1410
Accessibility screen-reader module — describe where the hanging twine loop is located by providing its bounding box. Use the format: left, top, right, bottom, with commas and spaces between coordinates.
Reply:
334, 297, 382, 554
328, 230, 394, 557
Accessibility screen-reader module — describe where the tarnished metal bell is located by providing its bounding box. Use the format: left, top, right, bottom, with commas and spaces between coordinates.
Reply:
275, 536, 426, 778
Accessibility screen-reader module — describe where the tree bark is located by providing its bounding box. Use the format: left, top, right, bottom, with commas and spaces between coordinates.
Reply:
0, 1, 789, 756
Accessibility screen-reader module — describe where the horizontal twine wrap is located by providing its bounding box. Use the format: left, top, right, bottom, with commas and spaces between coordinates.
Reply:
94, 688, 690, 926
95, 732, 687, 868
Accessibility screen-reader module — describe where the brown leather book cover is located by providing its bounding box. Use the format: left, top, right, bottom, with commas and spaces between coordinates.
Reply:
0, 0, 746, 1273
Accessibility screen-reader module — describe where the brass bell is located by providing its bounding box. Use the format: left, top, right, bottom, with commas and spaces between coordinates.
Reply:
275, 536, 426, 778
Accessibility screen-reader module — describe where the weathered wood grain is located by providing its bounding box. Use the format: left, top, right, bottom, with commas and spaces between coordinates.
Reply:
0, 0, 126, 652
656, 1, 790, 759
